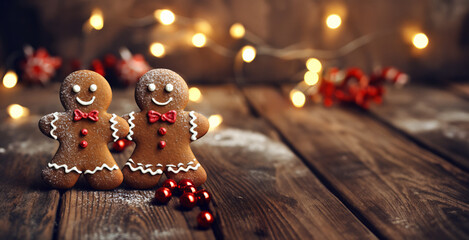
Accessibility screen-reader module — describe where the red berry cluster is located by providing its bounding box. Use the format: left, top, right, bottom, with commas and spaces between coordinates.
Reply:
317, 67, 408, 109
155, 179, 214, 228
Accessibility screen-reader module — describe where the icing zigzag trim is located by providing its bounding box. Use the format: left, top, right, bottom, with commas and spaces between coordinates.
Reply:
167, 160, 201, 174
189, 111, 198, 141
127, 111, 135, 141
50, 112, 59, 140
48, 163, 82, 174
125, 159, 163, 175
84, 163, 119, 174
110, 114, 119, 142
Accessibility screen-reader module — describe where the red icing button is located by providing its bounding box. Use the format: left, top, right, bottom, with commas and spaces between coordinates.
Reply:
158, 141, 166, 149
79, 140, 88, 148
81, 128, 88, 136
158, 127, 167, 136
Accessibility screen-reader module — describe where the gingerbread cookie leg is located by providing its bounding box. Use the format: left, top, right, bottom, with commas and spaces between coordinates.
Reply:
122, 158, 164, 189
165, 159, 207, 187
42, 163, 81, 189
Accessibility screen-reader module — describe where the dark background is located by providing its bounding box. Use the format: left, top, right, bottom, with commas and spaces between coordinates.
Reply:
1, 0, 469, 84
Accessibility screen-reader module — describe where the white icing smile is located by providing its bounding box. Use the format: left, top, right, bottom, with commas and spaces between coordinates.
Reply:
76, 96, 96, 106
152, 97, 173, 106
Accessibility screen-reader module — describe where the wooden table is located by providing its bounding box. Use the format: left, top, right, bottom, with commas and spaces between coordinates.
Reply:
1, 83, 469, 240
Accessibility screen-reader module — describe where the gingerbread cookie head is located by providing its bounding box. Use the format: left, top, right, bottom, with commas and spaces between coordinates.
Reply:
135, 69, 189, 112
60, 70, 112, 111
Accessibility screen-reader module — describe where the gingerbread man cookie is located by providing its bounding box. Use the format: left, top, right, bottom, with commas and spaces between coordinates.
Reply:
122, 69, 209, 189
39, 70, 129, 190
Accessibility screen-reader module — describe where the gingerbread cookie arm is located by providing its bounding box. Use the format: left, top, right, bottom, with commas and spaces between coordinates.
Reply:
122, 112, 137, 141
188, 111, 209, 141
108, 113, 130, 142
39, 112, 64, 140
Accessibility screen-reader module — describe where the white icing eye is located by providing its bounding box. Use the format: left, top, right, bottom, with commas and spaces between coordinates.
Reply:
165, 83, 174, 92
148, 83, 156, 92
72, 85, 81, 93
89, 84, 97, 92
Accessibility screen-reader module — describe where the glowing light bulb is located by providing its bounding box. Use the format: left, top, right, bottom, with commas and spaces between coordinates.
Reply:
306, 58, 322, 72
7, 104, 29, 119
192, 33, 207, 48
208, 114, 223, 131
412, 33, 429, 49
304, 71, 319, 86
3, 70, 18, 88
189, 87, 202, 102
89, 9, 104, 30
230, 23, 245, 39
290, 90, 306, 108
241, 45, 256, 63
154, 9, 175, 25
150, 42, 165, 57
326, 14, 341, 29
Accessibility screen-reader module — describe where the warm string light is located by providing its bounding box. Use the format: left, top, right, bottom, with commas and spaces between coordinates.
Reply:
241, 45, 256, 63
326, 14, 342, 29
189, 87, 203, 102
412, 33, 429, 49
3, 70, 18, 88
7, 104, 29, 119
150, 42, 165, 57
306, 58, 322, 72
208, 114, 223, 131
230, 23, 245, 39
154, 9, 175, 25
192, 33, 207, 48
290, 90, 306, 108
89, 9, 104, 30
304, 71, 319, 86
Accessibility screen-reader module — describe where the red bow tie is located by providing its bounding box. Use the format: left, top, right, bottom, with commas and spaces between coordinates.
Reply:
74, 109, 99, 122
148, 110, 177, 123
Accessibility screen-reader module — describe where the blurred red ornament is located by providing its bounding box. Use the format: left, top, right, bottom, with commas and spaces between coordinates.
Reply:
180, 192, 197, 209
196, 190, 211, 206
178, 179, 194, 191
91, 59, 105, 76
197, 211, 214, 228
183, 185, 198, 194
155, 187, 172, 204
21, 46, 62, 85
116, 48, 151, 85
162, 179, 178, 192
112, 139, 132, 152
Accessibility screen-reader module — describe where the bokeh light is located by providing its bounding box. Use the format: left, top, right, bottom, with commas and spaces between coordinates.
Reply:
326, 14, 342, 29
230, 23, 245, 39
89, 9, 104, 30
412, 33, 429, 49
189, 87, 203, 102
150, 42, 165, 57
192, 33, 207, 48
304, 71, 319, 86
7, 104, 29, 119
306, 58, 322, 72
242, 45, 256, 63
290, 90, 306, 108
154, 9, 175, 25
208, 114, 223, 131
3, 70, 18, 88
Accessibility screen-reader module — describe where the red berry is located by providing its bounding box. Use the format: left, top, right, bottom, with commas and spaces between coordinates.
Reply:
180, 193, 197, 209
113, 139, 126, 152
155, 187, 172, 204
178, 179, 194, 191
197, 211, 214, 228
79, 140, 88, 148
81, 128, 88, 136
196, 190, 211, 206
162, 179, 178, 192
183, 186, 197, 194
158, 141, 166, 149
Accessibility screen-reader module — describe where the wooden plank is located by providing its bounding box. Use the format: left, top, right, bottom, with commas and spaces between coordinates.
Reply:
244, 86, 469, 239
56, 89, 216, 240
369, 84, 469, 171
187, 85, 376, 239
0, 87, 61, 240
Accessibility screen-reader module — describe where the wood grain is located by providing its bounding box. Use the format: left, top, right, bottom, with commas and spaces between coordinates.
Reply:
369, 84, 469, 171
187, 85, 376, 239
243, 86, 469, 239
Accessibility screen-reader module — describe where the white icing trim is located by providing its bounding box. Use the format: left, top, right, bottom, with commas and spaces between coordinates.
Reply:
167, 160, 201, 174
125, 159, 163, 175
76, 96, 96, 106
50, 112, 59, 140
110, 114, 119, 142
48, 163, 82, 174
126, 111, 135, 141
84, 163, 119, 174
189, 111, 198, 141
152, 97, 173, 106
156, 163, 163, 167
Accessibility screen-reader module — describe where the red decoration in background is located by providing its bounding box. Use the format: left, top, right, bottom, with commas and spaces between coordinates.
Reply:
196, 190, 211, 206
21, 46, 62, 85
183, 185, 198, 194
116, 48, 151, 85
178, 179, 194, 191
180, 192, 197, 209
155, 187, 172, 204
197, 211, 214, 228
162, 179, 178, 192
316, 67, 408, 109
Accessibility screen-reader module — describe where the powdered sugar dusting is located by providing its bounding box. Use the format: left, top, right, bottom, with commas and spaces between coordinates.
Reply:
81, 225, 185, 240
195, 128, 295, 162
